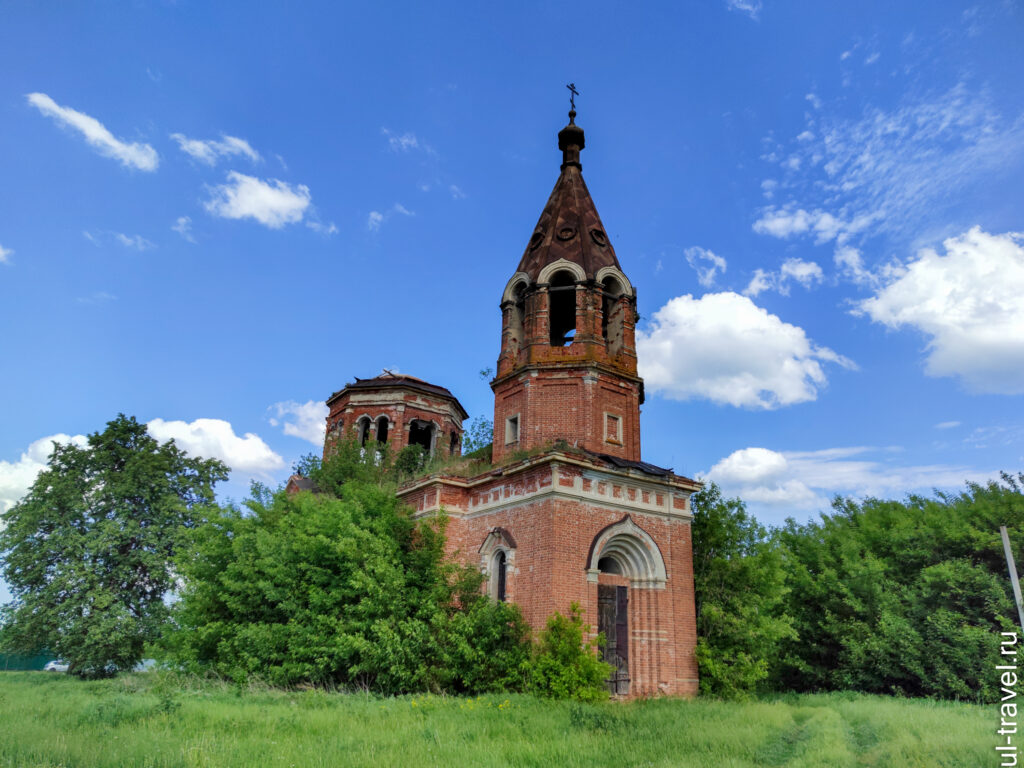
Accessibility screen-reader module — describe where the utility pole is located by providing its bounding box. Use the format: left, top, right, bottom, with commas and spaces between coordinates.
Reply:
1001, 526, 1024, 636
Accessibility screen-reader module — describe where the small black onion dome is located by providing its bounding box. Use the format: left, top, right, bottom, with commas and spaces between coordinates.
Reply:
558, 110, 585, 151
558, 110, 585, 168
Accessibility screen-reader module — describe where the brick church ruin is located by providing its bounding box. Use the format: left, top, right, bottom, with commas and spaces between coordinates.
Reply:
316, 109, 701, 697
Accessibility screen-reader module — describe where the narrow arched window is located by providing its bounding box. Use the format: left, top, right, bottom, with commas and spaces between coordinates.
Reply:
495, 551, 507, 602
357, 417, 371, 447
375, 416, 389, 444
509, 282, 527, 351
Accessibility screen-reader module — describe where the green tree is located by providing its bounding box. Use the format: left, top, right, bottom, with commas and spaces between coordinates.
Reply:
691, 483, 796, 698
775, 475, 1024, 702
0, 414, 227, 678
461, 416, 494, 456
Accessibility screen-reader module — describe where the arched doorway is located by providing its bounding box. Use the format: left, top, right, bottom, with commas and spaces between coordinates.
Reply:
587, 516, 667, 695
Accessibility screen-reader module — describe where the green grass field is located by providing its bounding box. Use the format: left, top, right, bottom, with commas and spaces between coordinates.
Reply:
0, 672, 993, 767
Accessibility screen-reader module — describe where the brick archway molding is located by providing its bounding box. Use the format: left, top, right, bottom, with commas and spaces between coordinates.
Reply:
586, 515, 667, 589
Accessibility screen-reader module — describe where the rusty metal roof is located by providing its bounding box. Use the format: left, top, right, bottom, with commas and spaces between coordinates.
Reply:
515, 111, 623, 283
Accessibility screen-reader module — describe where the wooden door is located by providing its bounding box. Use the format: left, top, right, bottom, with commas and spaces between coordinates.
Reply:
598, 585, 630, 695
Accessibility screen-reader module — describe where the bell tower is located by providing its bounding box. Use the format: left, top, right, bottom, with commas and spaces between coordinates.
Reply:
492, 109, 643, 463
396, 102, 701, 698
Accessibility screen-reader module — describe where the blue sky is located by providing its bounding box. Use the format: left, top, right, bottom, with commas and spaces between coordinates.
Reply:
2, 1, 1023, 602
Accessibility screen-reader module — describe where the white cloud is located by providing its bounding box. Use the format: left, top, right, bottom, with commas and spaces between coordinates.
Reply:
382, 128, 420, 152
964, 423, 1024, 449
306, 220, 338, 235
146, 418, 284, 474
0, 421, 284, 515
864, 51, 880, 65
0, 434, 88, 514
203, 172, 311, 229
780, 258, 824, 287
834, 245, 873, 286
752, 207, 813, 238
172, 216, 195, 243
754, 83, 1024, 264
0, 244, 12, 265
76, 291, 116, 305
935, 421, 961, 430
805, 93, 822, 110
637, 292, 854, 409
268, 400, 328, 446
743, 259, 823, 297
857, 227, 1024, 394
170, 132, 261, 165
760, 179, 777, 199
743, 269, 776, 298
725, 0, 761, 20
367, 204, 414, 232
753, 206, 862, 244
114, 232, 154, 250
705, 444, 996, 517
26, 92, 158, 171
449, 184, 466, 199
685, 246, 727, 287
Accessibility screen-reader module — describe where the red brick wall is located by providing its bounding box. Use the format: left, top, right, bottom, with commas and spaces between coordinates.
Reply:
491, 366, 642, 463
399, 458, 699, 698
323, 388, 463, 458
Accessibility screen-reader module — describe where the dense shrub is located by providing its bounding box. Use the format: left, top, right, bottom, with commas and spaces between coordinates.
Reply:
526, 603, 612, 702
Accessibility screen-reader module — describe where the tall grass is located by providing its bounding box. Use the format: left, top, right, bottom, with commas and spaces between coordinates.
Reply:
0, 672, 991, 767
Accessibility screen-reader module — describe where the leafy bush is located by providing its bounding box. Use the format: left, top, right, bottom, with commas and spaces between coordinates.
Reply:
526, 603, 611, 702
169, 464, 530, 695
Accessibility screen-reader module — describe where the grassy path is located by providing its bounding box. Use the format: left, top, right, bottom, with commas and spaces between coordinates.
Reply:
0, 673, 991, 767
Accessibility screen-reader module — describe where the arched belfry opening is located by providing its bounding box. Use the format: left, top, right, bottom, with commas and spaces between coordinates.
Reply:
548, 270, 577, 346
601, 274, 626, 357
374, 416, 389, 444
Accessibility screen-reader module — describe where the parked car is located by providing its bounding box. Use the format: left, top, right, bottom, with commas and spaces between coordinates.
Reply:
43, 660, 68, 672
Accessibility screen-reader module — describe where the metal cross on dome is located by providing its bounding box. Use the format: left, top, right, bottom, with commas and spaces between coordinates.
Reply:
566, 83, 579, 111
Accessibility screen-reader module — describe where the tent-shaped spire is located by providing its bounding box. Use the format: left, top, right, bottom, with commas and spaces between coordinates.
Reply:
515, 110, 623, 282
